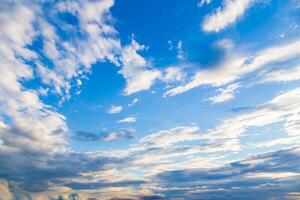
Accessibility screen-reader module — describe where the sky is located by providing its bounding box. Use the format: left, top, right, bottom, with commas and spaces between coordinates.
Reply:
0, 0, 300, 199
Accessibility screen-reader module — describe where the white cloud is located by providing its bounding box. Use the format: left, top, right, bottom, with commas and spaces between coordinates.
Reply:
164, 55, 245, 96
118, 116, 136, 123
34, 0, 122, 101
108, 105, 123, 114
245, 172, 300, 179
253, 136, 300, 148
162, 67, 185, 84
176, 40, 186, 60
258, 64, 300, 83
139, 126, 201, 147
120, 39, 161, 95
198, 0, 212, 7
165, 39, 300, 97
167, 40, 186, 60
0, 2, 68, 157
202, 87, 300, 140
128, 98, 138, 107
243, 40, 300, 74
208, 83, 240, 104
202, 0, 253, 32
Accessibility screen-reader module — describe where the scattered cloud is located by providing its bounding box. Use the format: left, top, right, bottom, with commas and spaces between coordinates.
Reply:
176, 40, 187, 60
118, 116, 136, 123
198, 0, 212, 7
108, 105, 123, 114
120, 39, 161, 95
0, 0, 299, 199
167, 40, 187, 60
128, 97, 139, 107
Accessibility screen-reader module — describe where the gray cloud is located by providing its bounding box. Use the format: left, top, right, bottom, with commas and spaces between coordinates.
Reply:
152, 147, 300, 199
72, 128, 135, 142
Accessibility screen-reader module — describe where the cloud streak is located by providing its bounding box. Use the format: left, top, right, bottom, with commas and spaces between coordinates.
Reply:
202, 0, 254, 32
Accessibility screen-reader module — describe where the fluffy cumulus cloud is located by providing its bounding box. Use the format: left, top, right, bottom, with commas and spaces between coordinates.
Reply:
202, 0, 254, 32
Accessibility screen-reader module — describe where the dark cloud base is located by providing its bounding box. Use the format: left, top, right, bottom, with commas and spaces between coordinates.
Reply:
1, 147, 300, 199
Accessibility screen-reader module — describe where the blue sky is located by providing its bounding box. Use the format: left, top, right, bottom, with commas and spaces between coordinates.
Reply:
0, 0, 300, 199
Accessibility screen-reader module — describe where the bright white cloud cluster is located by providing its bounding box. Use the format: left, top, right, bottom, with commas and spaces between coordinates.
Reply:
0, 1, 68, 159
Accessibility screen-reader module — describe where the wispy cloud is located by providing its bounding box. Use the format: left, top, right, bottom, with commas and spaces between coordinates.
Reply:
165, 39, 300, 98
208, 83, 240, 104
128, 98, 138, 107
118, 116, 136, 123
202, 0, 254, 32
